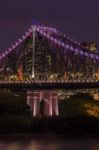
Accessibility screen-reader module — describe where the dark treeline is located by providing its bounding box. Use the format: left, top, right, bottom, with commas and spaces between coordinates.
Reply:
0, 91, 99, 136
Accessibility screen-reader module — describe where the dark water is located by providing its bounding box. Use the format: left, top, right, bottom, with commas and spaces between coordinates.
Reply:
0, 135, 99, 150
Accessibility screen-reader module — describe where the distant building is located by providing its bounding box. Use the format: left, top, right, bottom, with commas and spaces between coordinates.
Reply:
81, 42, 97, 52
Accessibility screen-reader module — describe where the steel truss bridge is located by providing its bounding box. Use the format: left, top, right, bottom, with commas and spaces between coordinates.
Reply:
0, 25, 99, 82
0, 24, 99, 116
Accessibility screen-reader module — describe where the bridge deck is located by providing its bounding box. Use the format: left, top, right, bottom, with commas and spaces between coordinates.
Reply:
0, 81, 99, 90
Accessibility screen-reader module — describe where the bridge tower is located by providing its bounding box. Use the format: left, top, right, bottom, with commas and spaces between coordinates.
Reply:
27, 90, 59, 116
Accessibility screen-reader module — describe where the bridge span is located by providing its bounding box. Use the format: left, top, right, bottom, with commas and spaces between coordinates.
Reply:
0, 81, 99, 117
0, 81, 99, 90
0, 24, 99, 116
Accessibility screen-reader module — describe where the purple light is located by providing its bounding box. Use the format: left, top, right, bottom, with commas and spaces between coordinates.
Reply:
22, 35, 26, 40
2, 53, 5, 57
70, 46, 74, 51
19, 39, 22, 43
50, 36, 54, 41
8, 48, 12, 52
12, 45, 15, 49
5, 51, 8, 55
75, 48, 79, 53
80, 50, 84, 55
96, 55, 99, 60
15, 42, 18, 46
61, 42, 65, 47
65, 44, 69, 49
43, 32, 47, 37
25, 32, 29, 36
90, 54, 94, 58
54, 38, 57, 43
36, 27, 40, 32
34, 24, 99, 62
85, 52, 89, 57
28, 28, 32, 32
46, 34, 50, 39
57, 40, 61, 45
39, 30, 43, 34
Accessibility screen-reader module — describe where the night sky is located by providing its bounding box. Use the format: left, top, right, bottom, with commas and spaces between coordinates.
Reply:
0, 0, 99, 50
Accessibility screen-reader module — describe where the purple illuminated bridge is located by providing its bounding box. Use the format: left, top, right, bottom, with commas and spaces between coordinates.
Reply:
0, 24, 99, 116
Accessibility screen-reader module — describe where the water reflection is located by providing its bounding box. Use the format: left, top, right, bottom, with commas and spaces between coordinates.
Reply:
0, 135, 99, 150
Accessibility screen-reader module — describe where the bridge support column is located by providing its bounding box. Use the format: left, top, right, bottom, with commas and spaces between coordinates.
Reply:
49, 96, 53, 116
40, 90, 52, 116
32, 91, 40, 116
27, 90, 40, 116
27, 90, 33, 112
40, 90, 59, 116
50, 91, 59, 116
27, 90, 59, 116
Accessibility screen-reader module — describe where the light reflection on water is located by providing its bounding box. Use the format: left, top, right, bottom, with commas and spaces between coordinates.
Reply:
0, 135, 99, 150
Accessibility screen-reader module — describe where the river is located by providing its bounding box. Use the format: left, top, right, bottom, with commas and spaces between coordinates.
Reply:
0, 134, 99, 150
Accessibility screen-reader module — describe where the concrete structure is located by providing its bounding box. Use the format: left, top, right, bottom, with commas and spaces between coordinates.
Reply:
27, 90, 59, 116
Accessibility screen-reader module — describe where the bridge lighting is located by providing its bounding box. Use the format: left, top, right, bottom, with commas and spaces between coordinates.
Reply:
8, 48, 12, 52
22, 35, 26, 40
18, 38, 22, 43
50, 36, 54, 41
57, 40, 61, 45
5, 51, 8, 55
70, 46, 74, 51
43, 32, 47, 37
37, 26, 40, 29
46, 34, 50, 39
75, 48, 79, 53
25, 32, 29, 36
96, 56, 99, 60
90, 54, 94, 58
39, 30, 43, 35
80, 50, 84, 55
54, 38, 57, 43
2, 53, 5, 57
12, 45, 15, 49
15, 42, 18, 46
65, 44, 69, 49
36, 27, 39, 32
61, 42, 65, 47
28, 28, 32, 32
85, 52, 89, 57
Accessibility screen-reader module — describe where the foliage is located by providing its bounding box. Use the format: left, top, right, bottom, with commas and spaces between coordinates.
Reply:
0, 91, 30, 115
59, 92, 99, 117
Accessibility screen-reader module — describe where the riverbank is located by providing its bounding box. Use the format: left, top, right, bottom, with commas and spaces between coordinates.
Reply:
0, 91, 99, 136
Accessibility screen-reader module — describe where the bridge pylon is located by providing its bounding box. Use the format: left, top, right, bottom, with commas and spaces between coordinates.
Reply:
27, 90, 59, 116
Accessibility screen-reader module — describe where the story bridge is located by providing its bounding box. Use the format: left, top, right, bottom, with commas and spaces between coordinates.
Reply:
0, 24, 99, 116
